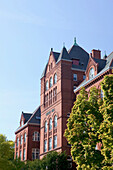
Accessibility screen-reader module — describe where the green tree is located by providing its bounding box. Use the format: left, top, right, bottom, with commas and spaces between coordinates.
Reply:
25, 151, 68, 170
0, 134, 15, 169
99, 75, 113, 169
65, 87, 104, 169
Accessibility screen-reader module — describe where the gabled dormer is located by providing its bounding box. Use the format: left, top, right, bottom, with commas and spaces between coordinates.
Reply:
46, 48, 59, 74
86, 49, 106, 80
85, 56, 98, 81
20, 112, 32, 127
20, 112, 25, 127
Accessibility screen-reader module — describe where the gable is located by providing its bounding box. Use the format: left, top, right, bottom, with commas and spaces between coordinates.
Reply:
85, 57, 98, 80
46, 52, 56, 74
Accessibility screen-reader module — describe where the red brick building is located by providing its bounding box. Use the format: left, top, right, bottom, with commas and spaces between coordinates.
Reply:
40, 39, 89, 158
15, 39, 113, 163
74, 50, 113, 95
14, 107, 40, 161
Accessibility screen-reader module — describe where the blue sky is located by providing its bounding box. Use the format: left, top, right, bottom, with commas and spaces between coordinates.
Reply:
0, 0, 113, 141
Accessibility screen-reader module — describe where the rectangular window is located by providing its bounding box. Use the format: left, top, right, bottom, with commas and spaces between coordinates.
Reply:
23, 149, 25, 160
83, 75, 86, 80
44, 140, 47, 152
32, 148, 39, 160
54, 135, 57, 148
73, 74, 77, 81
49, 138, 52, 150
19, 150, 22, 160
20, 136, 22, 145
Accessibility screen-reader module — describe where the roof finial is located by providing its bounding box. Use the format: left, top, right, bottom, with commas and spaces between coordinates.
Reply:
74, 37, 77, 45
51, 48, 53, 52
104, 50, 107, 59
63, 42, 65, 48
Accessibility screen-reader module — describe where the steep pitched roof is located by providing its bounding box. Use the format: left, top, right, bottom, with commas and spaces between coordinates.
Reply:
57, 47, 70, 63
15, 106, 41, 133
22, 113, 32, 124
28, 106, 41, 124
68, 45, 89, 70
53, 52, 60, 62
93, 58, 106, 72
41, 44, 89, 78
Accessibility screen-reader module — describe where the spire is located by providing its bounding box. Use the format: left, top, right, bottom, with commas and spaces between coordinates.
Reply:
63, 42, 65, 48
74, 37, 78, 46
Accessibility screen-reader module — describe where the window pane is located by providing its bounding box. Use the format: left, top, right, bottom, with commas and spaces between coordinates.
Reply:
54, 74, 57, 84
45, 121, 47, 133
24, 133, 26, 143
54, 116, 57, 128
23, 149, 25, 160
83, 75, 86, 80
44, 140, 47, 152
19, 150, 22, 160
46, 81, 48, 91
49, 118, 52, 130
49, 138, 52, 150
54, 135, 57, 148
20, 136, 22, 145
17, 138, 19, 146
73, 74, 77, 81
49, 77, 53, 88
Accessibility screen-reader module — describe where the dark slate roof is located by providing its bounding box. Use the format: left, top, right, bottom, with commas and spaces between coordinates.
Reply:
57, 47, 70, 63
28, 106, 41, 124
74, 52, 113, 93
41, 44, 89, 78
93, 58, 106, 72
68, 45, 89, 70
22, 113, 32, 124
15, 106, 41, 133
53, 52, 60, 62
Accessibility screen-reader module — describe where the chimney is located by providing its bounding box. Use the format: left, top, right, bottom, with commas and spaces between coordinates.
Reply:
92, 49, 101, 59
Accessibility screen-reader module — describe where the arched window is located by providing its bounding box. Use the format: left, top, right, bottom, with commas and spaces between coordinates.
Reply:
54, 115, 57, 128
54, 73, 57, 84
24, 133, 26, 143
32, 132, 40, 141
89, 67, 94, 79
49, 118, 52, 130
44, 121, 47, 133
17, 137, 19, 146
46, 81, 48, 91
49, 77, 53, 88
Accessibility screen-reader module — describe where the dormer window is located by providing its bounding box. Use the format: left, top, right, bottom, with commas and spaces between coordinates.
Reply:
49, 77, 53, 88
72, 59, 79, 65
89, 67, 94, 79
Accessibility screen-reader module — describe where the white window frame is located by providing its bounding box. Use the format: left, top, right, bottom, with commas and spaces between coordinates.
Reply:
32, 132, 40, 141
32, 148, 39, 160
